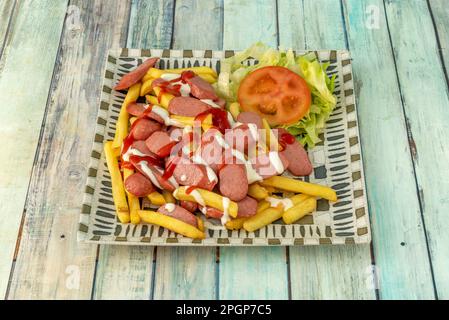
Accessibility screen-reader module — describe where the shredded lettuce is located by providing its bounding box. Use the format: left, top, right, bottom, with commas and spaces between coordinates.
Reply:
217, 42, 337, 149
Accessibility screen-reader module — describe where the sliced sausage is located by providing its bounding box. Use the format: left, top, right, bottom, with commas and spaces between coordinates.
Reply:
151, 77, 166, 89
224, 124, 258, 155
145, 131, 176, 158
124, 172, 155, 197
126, 102, 147, 117
237, 196, 258, 217
173, 162, 217, 191
168, 96, 211, 117
237, 111, 263, 129
130, 158, 177, 192
114, 57, 159, 90
200, 128, 225, 172
277, 128, 313, 176
167, 127, 183, 141
199, 206, 223, 219
218, 164, 248, 201
157, 204, 198, 228
185, 76, 218, 100
214, 97, 226, 109
180, 200, 198, 213
252, 152, 289, 179
130, 118, 161, 140
131, 140, 153, 156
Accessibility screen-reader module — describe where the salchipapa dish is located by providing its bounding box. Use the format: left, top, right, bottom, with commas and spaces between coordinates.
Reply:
105, 43, 338, 239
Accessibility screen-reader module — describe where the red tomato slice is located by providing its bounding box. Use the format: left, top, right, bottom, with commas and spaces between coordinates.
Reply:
237, 66, 311, 125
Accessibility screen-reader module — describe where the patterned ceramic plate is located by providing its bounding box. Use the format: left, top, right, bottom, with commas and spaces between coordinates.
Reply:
78, 48, 371, 246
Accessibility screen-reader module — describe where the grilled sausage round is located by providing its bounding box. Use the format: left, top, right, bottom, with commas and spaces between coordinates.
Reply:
124, 172, 155, 197
157, 204, 198, 227
218, 164, 248, 201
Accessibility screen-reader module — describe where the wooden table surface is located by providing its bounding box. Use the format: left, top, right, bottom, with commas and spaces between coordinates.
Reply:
0, 0, 448, 300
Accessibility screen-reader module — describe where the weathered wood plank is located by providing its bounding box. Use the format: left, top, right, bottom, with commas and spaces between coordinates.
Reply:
0, 0, 16, 55
220, 0, 288, 300
384, 0, 449, 299
8, 0, 130, 299
153, 0, 222, 300
279, 0, 375, 300
343, 0, 435, 299
92, 0, 173, 300
428, 0, 449, 72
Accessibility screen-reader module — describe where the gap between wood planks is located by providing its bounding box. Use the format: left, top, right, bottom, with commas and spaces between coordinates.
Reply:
0, 0, 17, 60
381, 0, 438, 299
4, 0, 71, 299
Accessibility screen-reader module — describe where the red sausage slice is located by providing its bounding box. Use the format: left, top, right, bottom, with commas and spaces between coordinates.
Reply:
173, 162, 217, 191
124, 172, 155, 197
114, 57, 159, 90
157, 204, 198, 228
252, 152, 289, 179
218, 164, 248, 201
277, 128, 313, 176
130, 158, 177, 192
200, 206, 223, 219
180, 200, 198, 213
237, 111, 263, 129
126, 102, 147, 117
214, 97, 226, 109
168, 96, 212, 117
130, 118, 162, 140
185, 76, 218, 100
237, 196, 258, 217
145, 131, 176, 158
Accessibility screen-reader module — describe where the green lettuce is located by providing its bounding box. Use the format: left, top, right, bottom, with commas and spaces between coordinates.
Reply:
217, 42, 337, 149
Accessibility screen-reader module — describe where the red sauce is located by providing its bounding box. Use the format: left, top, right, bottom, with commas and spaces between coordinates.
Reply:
194, 109, 231, 134
129, 155, 162, 167
121, 161, 135, 170
162, 159, 177, 180
278, 132, 296, 149
186, 186, 197, 194
156, 141, 177, 158
156, 71, 196, 102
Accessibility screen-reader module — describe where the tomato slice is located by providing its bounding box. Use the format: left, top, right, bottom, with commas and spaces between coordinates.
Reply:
237, 66, 311, 125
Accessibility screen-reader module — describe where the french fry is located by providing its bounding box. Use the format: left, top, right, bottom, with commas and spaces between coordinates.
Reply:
112, 83, 141, 150
198, 73, 217, 84
261, 176, 338, 202
257, 200, 270, 213
151, 87, 174, 109
129, 116, 137, 125
248, 183, 269, 200
124, 168, 141, 224
162, 190, 176, 203
169, 114, 213, 131
173, 187, 238, 218
140, 78, 154, 96
262, 118, 281, 151
263, 185, 277, 194
145, 95, 160, 107
225, 217, 247, 230
243, 206, 284, 232
147, 191, 166, 205
197, 217, 205, 232
104, 141, 130, 223
229, 102, 240, 120
283, 197, 317, 224
138, 210, 205, 239
142, 72, 153, 82
146, 66, 217, 78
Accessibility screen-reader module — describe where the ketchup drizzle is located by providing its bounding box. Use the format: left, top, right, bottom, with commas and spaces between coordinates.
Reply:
278, 132, 296, 149
194, 109, 231, 134
186, 186, 197, 194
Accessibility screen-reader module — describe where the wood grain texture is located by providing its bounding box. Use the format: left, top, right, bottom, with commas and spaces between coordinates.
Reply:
279, 0, 375, 300
220, 0, 288, 300
0, 0, 16, 56
428, 0, 449, 71
152, 0, 222, 300
343, 0, 435, 299
7, 0, 130, 299
92, 0, 173, 300
384, 0, 449, 299
0, 0, 68, 298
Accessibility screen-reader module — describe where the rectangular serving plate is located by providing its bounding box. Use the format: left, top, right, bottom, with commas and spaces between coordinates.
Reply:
78, 48, 371, 246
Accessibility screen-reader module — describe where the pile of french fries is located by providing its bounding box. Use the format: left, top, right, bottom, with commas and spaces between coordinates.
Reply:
103, 62, 338, 240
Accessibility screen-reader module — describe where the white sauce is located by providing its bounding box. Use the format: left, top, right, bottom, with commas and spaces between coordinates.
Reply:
183, 125, 193, 135
160, 73, 191, 97
160, 73, 181, 81
201, 99, 221, 108
189, 188, 206, 207
266, 197, 294, 211
164, 203, 176, 212
269, 151, 285, 174
191, 153, 218, 183
138, 161, 162, 189
228, 112, 236, 127
221, 197, 231, 225
247, 123, 259, 142
199, 206, 208, 215
122, 148, 147, 162
180, 174, 187, 182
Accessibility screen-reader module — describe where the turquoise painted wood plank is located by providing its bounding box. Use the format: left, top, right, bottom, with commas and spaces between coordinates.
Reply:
0, 0, 16, 55
279, 0, 375, 300
8, 0, 130, 299
0, 0, 68, 299
428, 0, 449, 71
343, 0, 435, 299
220, 0, 288, 300
92, 0, 173, 300
384, 0, 449, 299
153, 0, 222, 300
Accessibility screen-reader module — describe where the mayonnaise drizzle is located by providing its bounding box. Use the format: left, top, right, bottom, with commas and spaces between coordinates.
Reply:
151, 104, 185, 128
269, 151, 285, 174
266, 197, 293, 211
138, 161, 162, 189
200, 99, 221, 108
160, 73, 191, 96
164, 203, 176, 212
247, 123, 259, 142
191, 153, 218, 183
221, 197, 231, 225
189, 189, 206, 206
122, 148, 147, 162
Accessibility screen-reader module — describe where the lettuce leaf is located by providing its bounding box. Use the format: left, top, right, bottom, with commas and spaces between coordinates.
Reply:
217, 42, 337, 149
